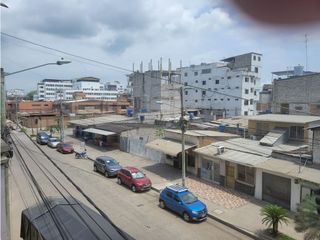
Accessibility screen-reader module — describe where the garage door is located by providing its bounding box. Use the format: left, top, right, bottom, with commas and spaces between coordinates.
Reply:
262, 172, 291, 209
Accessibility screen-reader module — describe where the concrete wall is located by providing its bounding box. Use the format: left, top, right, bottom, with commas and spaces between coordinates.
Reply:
291, 179, 301, 212
254, 168, 263, 199
272, 73, 320, 115
313, 129, 320, 164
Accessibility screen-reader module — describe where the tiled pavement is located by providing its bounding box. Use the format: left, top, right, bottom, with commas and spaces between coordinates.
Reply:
185, 177, 250, 209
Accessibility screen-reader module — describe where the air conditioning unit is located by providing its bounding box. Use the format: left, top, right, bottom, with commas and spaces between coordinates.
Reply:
217, 146, 225, 155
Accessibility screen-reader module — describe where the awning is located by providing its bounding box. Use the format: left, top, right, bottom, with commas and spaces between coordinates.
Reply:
256, 158, 320, 184
83, 128, 116, 136
145, 138, 196, 157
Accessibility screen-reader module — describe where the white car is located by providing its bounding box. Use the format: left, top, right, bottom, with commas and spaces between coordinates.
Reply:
47, 137, 60, 148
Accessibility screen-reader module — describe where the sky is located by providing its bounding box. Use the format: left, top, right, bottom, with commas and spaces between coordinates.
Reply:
1, 0, 320, 93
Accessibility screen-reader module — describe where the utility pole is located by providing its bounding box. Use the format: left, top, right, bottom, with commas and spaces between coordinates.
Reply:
59, 87, 64, 142
1, 68, 6, 136
180, 86, 186, 187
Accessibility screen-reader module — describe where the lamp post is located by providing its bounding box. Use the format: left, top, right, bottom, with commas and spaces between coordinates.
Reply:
1, 60, 71, 136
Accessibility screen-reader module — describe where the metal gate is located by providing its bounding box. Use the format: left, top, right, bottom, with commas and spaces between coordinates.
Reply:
262, 172, 291, 209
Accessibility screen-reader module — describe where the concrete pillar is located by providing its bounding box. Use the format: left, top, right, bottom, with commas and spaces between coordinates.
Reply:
219, 160, 225, 176
291, 179, 301, 212
255, 169, 263, 200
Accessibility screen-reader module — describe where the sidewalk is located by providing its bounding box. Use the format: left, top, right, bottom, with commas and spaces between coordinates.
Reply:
63, 130, 303, 240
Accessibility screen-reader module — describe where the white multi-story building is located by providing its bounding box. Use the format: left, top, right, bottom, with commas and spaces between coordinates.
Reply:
34, 77, 118, 101
180, 52, 262, 117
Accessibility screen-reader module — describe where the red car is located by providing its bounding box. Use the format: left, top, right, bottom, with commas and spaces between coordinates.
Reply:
117, 167, 152, 192
56, 143, 74, 154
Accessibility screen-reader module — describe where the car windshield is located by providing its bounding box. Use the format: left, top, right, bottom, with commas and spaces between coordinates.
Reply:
49, 138, 58, 142
63, 144, 72, 148
105, 159, 117, 166
131, 171, 145, 179
180, 192, 198, 204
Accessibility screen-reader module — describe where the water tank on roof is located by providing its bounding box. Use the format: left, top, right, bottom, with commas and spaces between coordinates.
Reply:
294, 65, 304, 76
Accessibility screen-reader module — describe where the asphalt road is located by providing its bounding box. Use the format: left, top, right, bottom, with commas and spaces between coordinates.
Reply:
9, 131, 252, 240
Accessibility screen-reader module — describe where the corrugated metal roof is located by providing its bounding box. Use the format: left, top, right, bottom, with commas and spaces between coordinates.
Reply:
259, 128, 287, 146
256, 159, 320, 184
96, 123, 135, 133
165, 129, 238, 137
248, 114, 320, 124
82, 128, 116, 136
145, 138, 196, 157
68, 115, 130, 127
194, 145, 269, 166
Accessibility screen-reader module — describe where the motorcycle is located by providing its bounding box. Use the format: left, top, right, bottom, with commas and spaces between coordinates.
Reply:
75, 151, 88, 159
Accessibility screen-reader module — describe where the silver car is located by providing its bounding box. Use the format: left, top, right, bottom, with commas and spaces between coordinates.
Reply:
47, 137, 60, 148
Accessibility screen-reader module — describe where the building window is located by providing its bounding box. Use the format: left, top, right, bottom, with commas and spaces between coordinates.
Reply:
245, 89, 249, 94
289, 126, 304, 140
254, 91, 257, 96
235, 86, 239, 89
253, 55, 256, 61
207, 98, 211, 101
227, 76, 231, 79
244, 100, 249, 105
184, 72, 188, 77
227, 98, 230, 101
202, 80, 206, 85
255, 67, 258, 73
209, 78, 211, 80
195, 90, 198, 93
201, 68, 211, 74
214, 98, 217, 101
235, 98, 239, 101
185, 91, 188, 95
250, 88, 254, 93
220, 98, 224, 101
202, 90, 206, 96
215, 80, 219, 84
184, 82, 188, 86
195, 80, 198, 83
244, 111, 248, 115
236, 75, 240, 78
195, 100, 198, 103
245, 77, 249, 82
250, 99, 253, 105
194, 71, 198, 76
258, 56, 261, 61
237, 165, 254, 185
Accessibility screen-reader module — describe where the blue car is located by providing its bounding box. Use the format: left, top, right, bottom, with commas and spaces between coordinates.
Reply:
36, 132, 49, 145
93, 156, 122, 177
159, 185, 207, 222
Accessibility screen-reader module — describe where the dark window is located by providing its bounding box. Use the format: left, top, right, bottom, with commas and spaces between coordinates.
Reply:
235, 86, 239, 89
201, 68, 211, 74
184, 72, 188, 77
237, 165, 254, 184
195, 100, 198, 103
244, 100, 249, 105
215, 80, 219, 84
220, 98, 224, 101
250, 99, 253, 105
258, 56, 261, 61
245, 77, 249, 82
166, 192, 173, 198
245, 89, 249, 94
221, 88, 224, 90
202, 80, 206, 85
194, 71, 198, 76
227, 76, 231, 79
214, 98, 217, 101
202, 90, 206, 96
207, 98, 211, 101
209, 78, 211, 80
254, 91, 257, 96
185, 91, 188, 95
255, 67, 258, 73
244, 111, 248, 116
253, 55, 256, 60
227, 98, 230, 101
195, 80, 198, 83
184, 82, 188, 86
195, 90, 198, 93
250, 88, 254, 93
289, 126, 304, 140
235, 98, 239, 101
236, 75, 240, 78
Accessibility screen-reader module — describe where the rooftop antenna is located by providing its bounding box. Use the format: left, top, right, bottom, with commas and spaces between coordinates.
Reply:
305, 34, 308, 71
132, 63, 135, 72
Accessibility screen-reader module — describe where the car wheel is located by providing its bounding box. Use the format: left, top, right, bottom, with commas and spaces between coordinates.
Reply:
93, 165, 97, 172
183, 212, 191, 222
104, 170, 109, 178
117, 178, 122, 185
159, 200, 166, 209
131, 185, 136, 192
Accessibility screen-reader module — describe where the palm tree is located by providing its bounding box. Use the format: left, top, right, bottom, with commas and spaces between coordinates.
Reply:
295, 195, 320, 240
261, 204, 289, 235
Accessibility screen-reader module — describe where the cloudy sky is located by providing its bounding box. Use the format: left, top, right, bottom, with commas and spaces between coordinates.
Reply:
2, 0, 320, 93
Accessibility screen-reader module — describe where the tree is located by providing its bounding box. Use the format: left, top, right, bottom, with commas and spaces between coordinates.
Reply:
25, 90, 37, 100
261, 204, 289, 236
295, 195, 320, 240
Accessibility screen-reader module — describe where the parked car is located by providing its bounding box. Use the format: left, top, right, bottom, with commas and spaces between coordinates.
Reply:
117, 167, 152, 192
56, 143, 74, 154
159, 185, 207, 222
36, 132, 49, 145
47, 137, 60, 148
93, 156, 121, 177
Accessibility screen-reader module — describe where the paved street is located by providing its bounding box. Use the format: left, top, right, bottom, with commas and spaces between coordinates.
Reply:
9, 130, 252, 240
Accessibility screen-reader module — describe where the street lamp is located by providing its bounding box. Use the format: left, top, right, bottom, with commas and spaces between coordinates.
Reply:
1, 60, 71, 136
